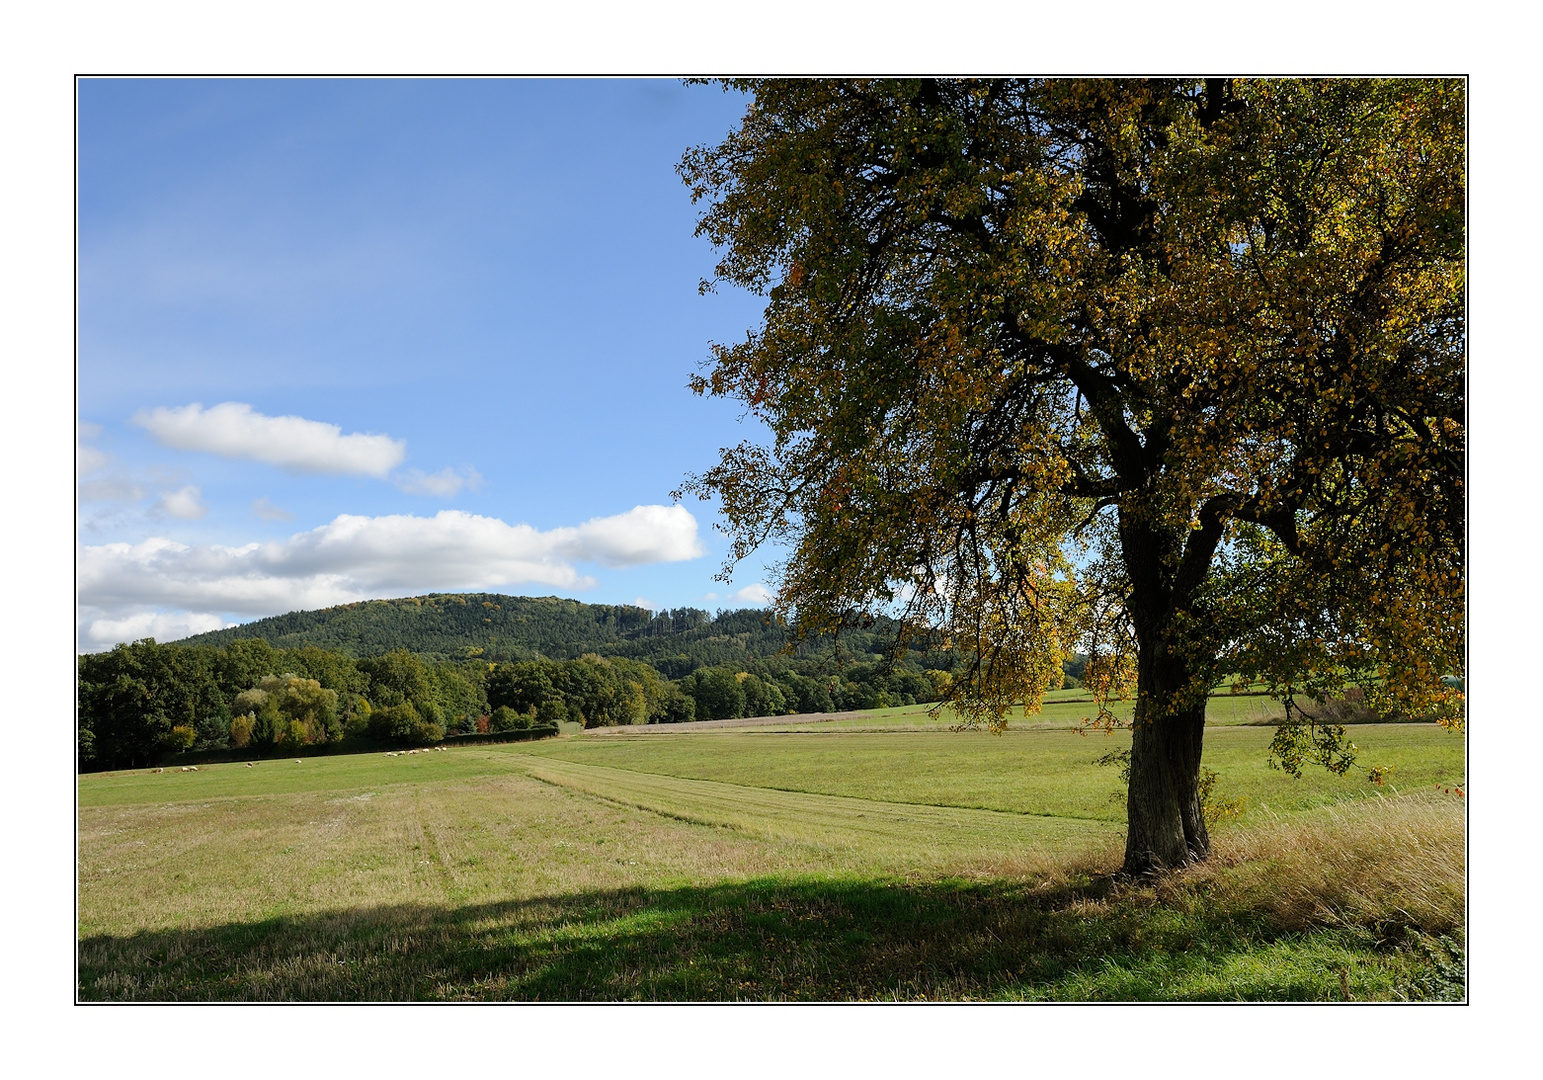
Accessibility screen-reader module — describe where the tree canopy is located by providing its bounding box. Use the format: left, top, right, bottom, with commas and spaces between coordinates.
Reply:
679, 78, 1464, 873
78, 606, 960, 770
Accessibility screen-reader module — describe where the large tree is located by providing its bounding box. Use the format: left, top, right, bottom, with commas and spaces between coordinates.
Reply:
678, 78, 1464, 873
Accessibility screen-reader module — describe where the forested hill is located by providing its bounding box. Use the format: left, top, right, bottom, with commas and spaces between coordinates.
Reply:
173, 593, 949, 676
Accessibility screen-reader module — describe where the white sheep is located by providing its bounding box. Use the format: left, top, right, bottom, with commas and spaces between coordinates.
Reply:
245, 762, 254, 768
189, 765, 199, 771
180, 766, 190, 772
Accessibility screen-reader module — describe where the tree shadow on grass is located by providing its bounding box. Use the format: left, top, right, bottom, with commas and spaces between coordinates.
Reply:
78, 875, 1447, 1002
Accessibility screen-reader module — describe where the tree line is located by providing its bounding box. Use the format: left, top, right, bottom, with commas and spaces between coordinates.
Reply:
177, 594, 776, 665
76, 631, 976, 772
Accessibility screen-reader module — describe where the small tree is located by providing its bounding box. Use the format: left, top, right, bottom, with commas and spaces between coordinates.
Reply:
229, 712, 255, 748
490, 705, 532, 732
161, 725, 197, 753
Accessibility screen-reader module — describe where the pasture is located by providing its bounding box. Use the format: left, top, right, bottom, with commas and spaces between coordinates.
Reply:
78, 720, 1465, 1001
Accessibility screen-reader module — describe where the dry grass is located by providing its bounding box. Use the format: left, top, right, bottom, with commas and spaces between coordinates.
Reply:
78, 730, 1464, 1001
1187, 792, 1465, 935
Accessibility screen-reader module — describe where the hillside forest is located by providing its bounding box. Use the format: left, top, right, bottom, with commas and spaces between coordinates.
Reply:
77, 594, 1055, 772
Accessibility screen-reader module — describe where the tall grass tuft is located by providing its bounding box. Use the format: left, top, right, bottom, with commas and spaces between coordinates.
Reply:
1170, 793, 1464, 937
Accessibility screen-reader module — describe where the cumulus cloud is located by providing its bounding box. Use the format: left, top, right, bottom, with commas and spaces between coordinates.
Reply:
77, 443, 111, 476
702, 583, 775, 607
631, 596, 658, 610
133, 402, 407, 477
546, 504, 704, 567
154, 485, 208, 520
77, 505, 705, 649
729, 583, 775, 605
81, 611, 229, 650
251, 496, 294, 521
394, 465, 483, 498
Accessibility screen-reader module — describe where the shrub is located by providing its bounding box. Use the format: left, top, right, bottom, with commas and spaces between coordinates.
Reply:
534, 698, 569, 726
228, 712, 254, 748
366, 702, 444, 746
160, 725, 197, 753
490, 705, 532, 732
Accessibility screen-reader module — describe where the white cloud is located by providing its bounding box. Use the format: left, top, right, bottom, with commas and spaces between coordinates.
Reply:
77, 505, 705, 649
252, 496, 294, 521
631, 596, 658, 610
729, 583, 775, 605
546, 504, 704, 567
394, 465, 483, 498
154, 485, 207, 520
702, 584, 775, 607
81, 611, 229, 650
77, 444, 110, 476
133, 402, 407, 477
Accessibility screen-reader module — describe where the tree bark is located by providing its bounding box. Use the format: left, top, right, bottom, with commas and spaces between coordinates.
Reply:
1119, 508, 1214, 875
1123, 665, 1209, 874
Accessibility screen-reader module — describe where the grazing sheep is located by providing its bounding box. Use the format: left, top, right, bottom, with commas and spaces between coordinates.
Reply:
189, 765, 199, 771
180, 766, 190, 772
296, 760, 303, 764
245, 762, 254, 768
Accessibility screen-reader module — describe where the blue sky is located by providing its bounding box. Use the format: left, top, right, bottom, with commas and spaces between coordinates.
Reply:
76, 78, 782, 649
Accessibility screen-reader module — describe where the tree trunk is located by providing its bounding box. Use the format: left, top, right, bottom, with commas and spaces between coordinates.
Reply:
1123, 644, 1210, 874
1115, 499, 1220, 875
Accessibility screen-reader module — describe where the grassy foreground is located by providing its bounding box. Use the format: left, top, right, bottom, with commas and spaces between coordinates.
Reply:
78, 725, 1465, 1001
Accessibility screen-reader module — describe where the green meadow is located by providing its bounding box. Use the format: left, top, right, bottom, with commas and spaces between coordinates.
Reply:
78, 720, 1465, 1001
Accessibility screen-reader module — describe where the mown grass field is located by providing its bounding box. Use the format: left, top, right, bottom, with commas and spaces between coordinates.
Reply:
78, 719, 1466, 1001
638, 686, 1328, 733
